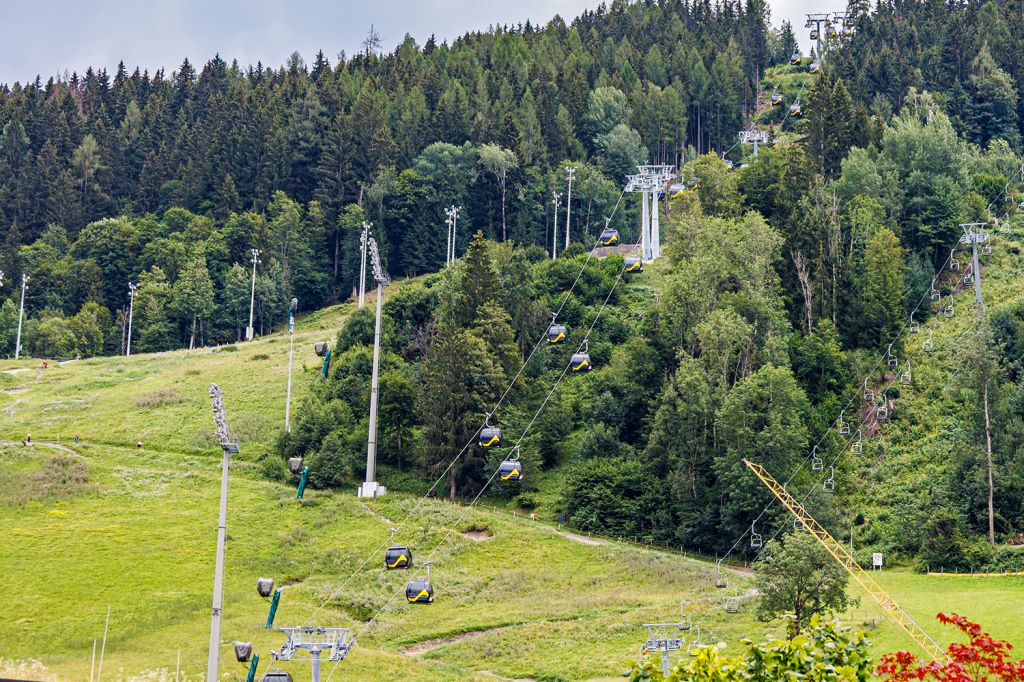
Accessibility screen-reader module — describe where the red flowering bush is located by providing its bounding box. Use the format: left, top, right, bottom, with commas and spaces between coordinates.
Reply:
877, 613, 1024, 681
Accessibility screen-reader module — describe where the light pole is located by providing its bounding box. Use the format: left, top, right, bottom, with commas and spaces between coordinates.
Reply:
206, 384, 240, 682
564, 166, 576, 249
15, 273, 29, 360
445, 205, 460, 265
358, 222, 370, 307
284, 298, 297, 433
126, 282, 138, 356
246, 249, 261, 341
551, 191, 562, 259
358, 237, 389, 499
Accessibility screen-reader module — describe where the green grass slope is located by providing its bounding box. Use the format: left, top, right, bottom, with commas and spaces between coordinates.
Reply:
2, 254, 1024, 680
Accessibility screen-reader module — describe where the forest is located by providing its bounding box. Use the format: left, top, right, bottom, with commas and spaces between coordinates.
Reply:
3, 0, 1024, 573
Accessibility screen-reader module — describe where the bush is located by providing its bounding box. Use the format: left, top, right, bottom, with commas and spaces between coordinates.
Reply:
918, 509, 969, 570
515, 493, 538, 510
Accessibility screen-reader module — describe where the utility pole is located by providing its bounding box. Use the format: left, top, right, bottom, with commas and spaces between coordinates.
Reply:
207, 385, 240, 681
960, 222, 989, 317
246, 249, 261, 341
551, 191, 562, 259
358, 222, 370, 307
358, 237, 389, 499
126, 282, 138, 356
15, 273, 28, 359
564, 166, 576, 249
284, 298, 298, 433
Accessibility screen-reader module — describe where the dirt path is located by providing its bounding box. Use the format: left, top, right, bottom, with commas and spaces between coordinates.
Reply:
400, 625, 510, 655
0, 440, 86, 457
537, 524, 607, 546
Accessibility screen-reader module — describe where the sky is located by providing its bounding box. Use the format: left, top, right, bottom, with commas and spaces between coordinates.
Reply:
0, 0, 833, 85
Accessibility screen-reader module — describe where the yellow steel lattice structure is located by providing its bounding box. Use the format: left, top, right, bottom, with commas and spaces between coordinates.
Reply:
743, 459, 951, 662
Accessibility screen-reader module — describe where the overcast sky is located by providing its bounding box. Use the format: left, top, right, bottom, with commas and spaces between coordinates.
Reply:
0, 0, 832, 85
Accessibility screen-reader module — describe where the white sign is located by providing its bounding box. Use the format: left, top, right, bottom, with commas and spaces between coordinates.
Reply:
872, 553, 883, 569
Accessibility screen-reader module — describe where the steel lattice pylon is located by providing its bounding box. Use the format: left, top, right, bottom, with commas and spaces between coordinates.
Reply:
742, 459, 951, 663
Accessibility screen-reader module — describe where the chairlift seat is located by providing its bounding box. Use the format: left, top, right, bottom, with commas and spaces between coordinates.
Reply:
724, 597, 739, 614
823, 479, 836, 493
385, 545, 412, 570
812, 457, 823, 471
406, 578, 434, 604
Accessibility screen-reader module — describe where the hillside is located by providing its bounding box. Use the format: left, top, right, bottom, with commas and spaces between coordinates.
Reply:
2, 256, 1024, 681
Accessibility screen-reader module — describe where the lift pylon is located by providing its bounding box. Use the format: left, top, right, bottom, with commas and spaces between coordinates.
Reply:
742, 459, 950, 662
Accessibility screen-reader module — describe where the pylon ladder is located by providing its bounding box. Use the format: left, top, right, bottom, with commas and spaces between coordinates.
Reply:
742, 459, 950, 662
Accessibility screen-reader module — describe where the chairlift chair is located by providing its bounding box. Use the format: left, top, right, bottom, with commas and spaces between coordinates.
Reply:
624, 256, 644, 273
715, 565, 727, 589
750, 522, 763, 548
863, 378, 875, 402
838, 409, 850, 435
951, 250, 961, 271
923, 335, 934, 353
823, 466, 835, 493
877, 396, 888, 420
964, 272, 974, 285
931, 279, 940, 301
262, 672, 294, 682
499, 446, 524, 481
724, 590, 740, 614
599, 228, 620, 246
851, 429, 863, 455
981, 243, 993, 256
909, 313, 919, 334
944, 301, 955, 318
811, 445, 823, 471
886, 343, 898, 369
405, 562, 434, 604
900, 362, 912, 385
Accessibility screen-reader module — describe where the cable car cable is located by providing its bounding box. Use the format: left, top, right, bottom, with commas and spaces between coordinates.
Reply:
322, 238, 644, 679
296, 187, 630, 628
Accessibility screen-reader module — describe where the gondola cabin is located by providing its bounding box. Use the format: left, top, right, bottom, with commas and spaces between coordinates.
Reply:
770, 93, 783, 106
599, 228, 620, 246
384, 545, 412, 570
262, 673, 293, 682
809, 61, 822, 74
789, 102, 802, 117
479, 426, 503, 448
624, 257, 643, 273
547, 324, 567, 345
789, 53, 802, 65
499, 458, 524, 481
724, 159, 735, 171
570, 352, 592, 372
406, 578, 434, 604
810, 29, 819, 40
828, 25, 838, 37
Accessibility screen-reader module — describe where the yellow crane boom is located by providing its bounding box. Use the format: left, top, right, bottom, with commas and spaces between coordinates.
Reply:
742, 458, 950, 662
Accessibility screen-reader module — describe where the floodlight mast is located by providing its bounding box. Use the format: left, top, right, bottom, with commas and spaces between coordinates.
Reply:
126, 282, 138, 356
246, 249, 261, 340
207, 385, 240, 682
15, 273, 28, 359
358, 237, 389, 499
565, 166, 576, 248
